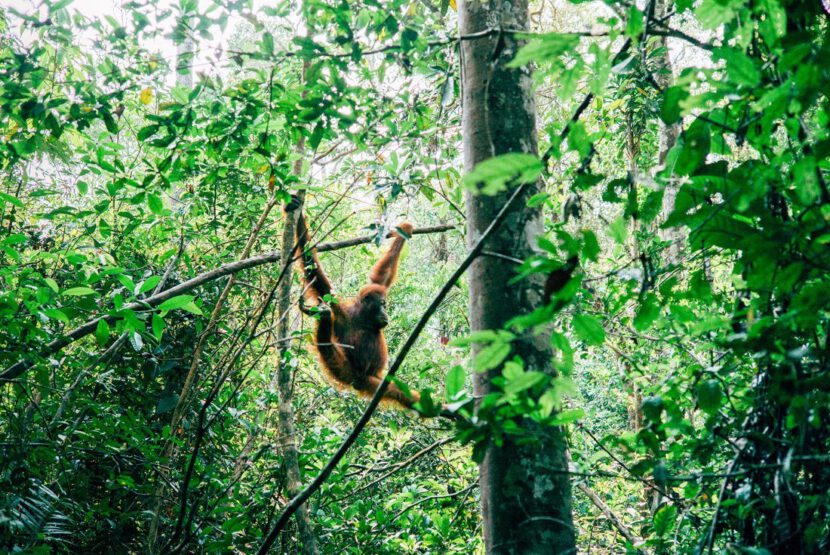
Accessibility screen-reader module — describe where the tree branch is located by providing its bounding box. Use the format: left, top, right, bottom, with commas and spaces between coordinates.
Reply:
576, 482, 644, 551
0, 224, 457, 383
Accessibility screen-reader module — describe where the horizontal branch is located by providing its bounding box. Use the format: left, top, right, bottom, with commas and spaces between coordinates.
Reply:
317, 224, 456, 251
650, 28, 715, 52
0, 224, 457, 383
228, 28, 506, 61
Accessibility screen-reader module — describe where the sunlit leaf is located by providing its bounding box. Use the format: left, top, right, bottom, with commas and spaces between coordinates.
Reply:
462, 153, 542, 195
139, 87, 153, 105
158, 295, 196, 311
63, 287, 96, 296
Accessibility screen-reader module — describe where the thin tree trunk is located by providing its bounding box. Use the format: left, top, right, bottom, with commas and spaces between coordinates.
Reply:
146, 196, 279, 553
459, 0, 576, 552
269, 171, 318, 554
654, 0, 683, 265
623, 97, 656, 514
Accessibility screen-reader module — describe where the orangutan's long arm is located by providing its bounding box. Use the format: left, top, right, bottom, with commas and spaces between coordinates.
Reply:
368, 222, 414, 289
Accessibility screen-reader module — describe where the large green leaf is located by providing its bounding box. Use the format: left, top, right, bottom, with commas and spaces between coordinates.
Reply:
63, 287, 96, 296
445, 365, 466, 400
508, 33, 580, 68
697, 380, 723, 415
462, 153, 543, 195
158, 295, 196, 311
572, 314, 605, 346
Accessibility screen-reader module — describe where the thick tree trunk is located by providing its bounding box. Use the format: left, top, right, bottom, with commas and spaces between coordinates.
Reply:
459, 1, 576, 553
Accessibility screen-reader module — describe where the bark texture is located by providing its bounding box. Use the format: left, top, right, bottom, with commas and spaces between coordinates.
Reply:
271, 187, 318, 554
459, 0, 575, 552
654, 0, 684, 265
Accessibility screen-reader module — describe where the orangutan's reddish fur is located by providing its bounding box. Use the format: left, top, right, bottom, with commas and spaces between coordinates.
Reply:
290, 209, 419, 409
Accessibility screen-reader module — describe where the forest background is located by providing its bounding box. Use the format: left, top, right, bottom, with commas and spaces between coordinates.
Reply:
1, 0, 829, 553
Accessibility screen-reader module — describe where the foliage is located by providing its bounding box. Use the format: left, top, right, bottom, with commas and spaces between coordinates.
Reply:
0, 0, 828, 553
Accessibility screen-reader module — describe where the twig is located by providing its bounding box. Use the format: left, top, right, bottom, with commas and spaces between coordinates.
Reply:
650, 27, 715, 52
578, 423, 677, 503
576, 482, 644, 551
346, 437, 451, 477
334, 438, 452, 502
390, 483, 477, 526
229, 28, 511, 62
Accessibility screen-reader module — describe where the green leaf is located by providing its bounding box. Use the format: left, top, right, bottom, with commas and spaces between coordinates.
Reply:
653, 504, 677, 537
309, 121, 326, 151
222, 515, 247, 534
414, 387, 439, 416
63, 286, 96, 296
103, 113, 119, 134
793, 157, 819, 204
474, 342, 512, 373
572, 314, 605, 346
503, 371, 547, 395
3, 234, 24, 247
181, 301, 203, 316
129, 331, 144, 351
634, 294, 660, 331
567, 121, 592, 158
527, 192, 551, 207
581, 230, 600, 262
539, 388, 558, 417
118, 274, 136, 292
152, 313, 165, 341
697, 379, 723, 414
661, 86, 688, 124
625, 6, 644, 39
0, 192, 24, 208
714, 47, 760, 88
42, 308, 69, 324
673, 119, 710, 176
147, 193, 164, 215
641, 396, 663, 422
450, 329, 514, 347
48, 0, 74, 12
261, 32, 274, 55
44, 278, 59, 293
691, 213, 755, 250
462, 153, 543, 195
609, 216, 628, 244
508, 33, 580, 68
139, 276, 161, 295
158, 295, 196, 311
155, 392, 178, 415
550, 407, 585, 425
757, 0, 786, 44
95, 319, 110, 345
445, 365, 465, 400
695, 0, 738, 28
588, 43, 611, 96
137, 125, 160, 141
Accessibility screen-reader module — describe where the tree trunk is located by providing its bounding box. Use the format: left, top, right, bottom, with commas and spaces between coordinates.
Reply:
654, 0, 683, 265
459, 1, 576, 552
269, 159, 319, 554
